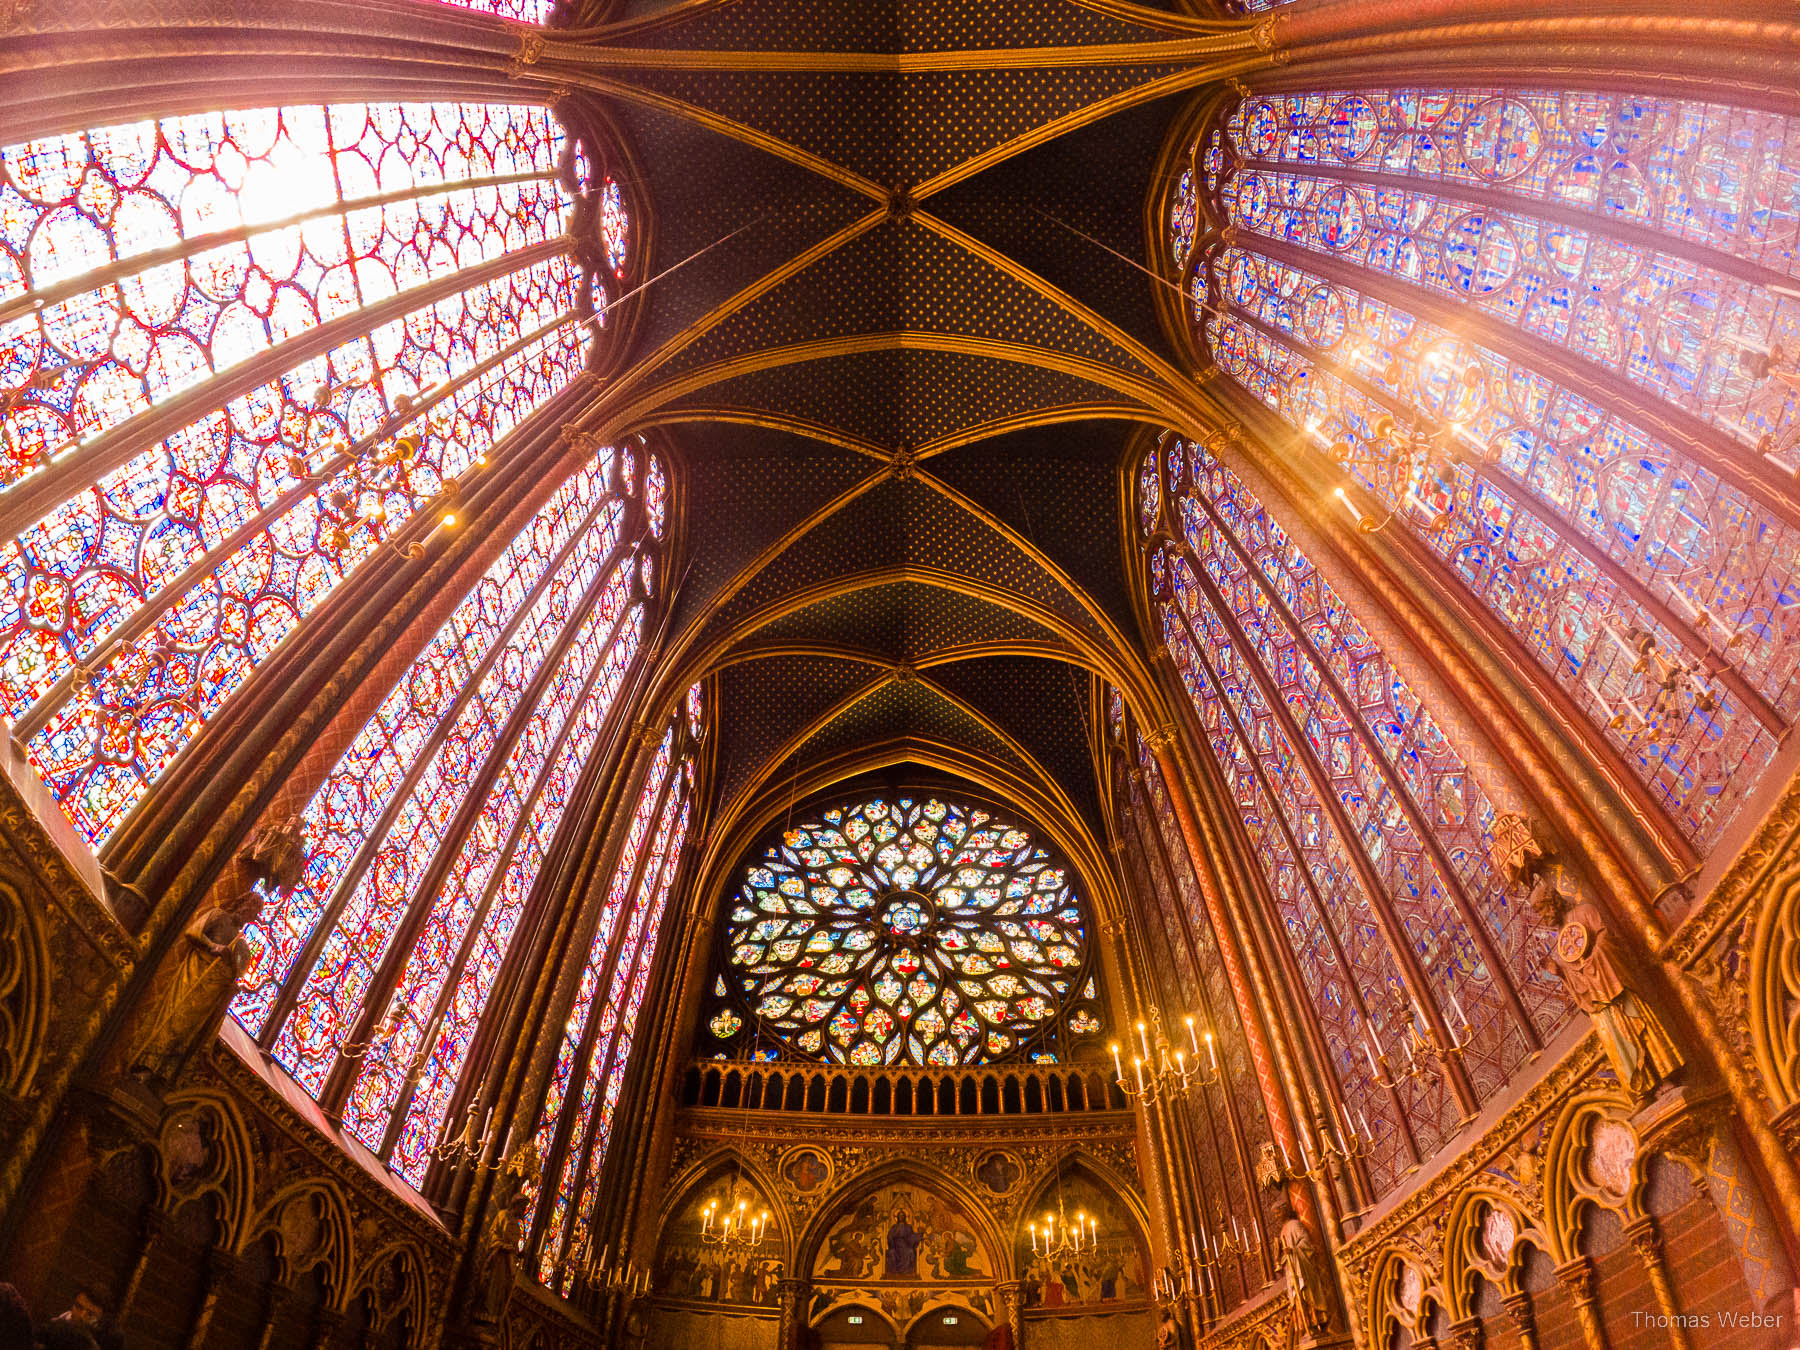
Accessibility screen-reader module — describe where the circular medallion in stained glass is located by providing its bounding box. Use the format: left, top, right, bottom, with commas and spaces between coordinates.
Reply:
723, 796, 1087, 1067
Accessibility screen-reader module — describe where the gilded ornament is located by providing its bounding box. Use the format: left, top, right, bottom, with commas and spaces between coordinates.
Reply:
1275, 1200, 1334, 1340
113, 819, 305, 1090
1531, 880, 1682, 1102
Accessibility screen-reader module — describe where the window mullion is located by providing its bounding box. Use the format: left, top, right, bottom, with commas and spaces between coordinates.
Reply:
540, 759, 684, 1283
370, 585, 643, 1161
1187, 487, 1543, 1049
253, 487, 626, 1049
316, 533, 636, 1116
0, 239, 565, 544
1163, 590, 1426, 1163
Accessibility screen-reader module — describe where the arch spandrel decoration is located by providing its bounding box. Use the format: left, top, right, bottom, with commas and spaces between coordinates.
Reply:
713, 793, 1100, 1069
0, 95, 639, 848
1161, 85, 1800, 852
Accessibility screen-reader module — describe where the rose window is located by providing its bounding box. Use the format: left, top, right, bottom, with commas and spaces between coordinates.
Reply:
723, 796, 1088, 1066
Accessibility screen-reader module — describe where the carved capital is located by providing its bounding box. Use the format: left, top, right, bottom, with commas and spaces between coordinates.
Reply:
1250, 14, 1288, 60
1554, 1257, 1597, 1305
1624, 1216, 1662, 1265
1142, 723, 1179, 752
1502, 1292, 1536, 1338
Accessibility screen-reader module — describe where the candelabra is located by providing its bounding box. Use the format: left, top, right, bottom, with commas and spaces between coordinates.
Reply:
1586, 621, 1728, 736
700, 1018, 773, 1251
1313, 407, 1487, 538
1363, 989, 1470, 1091
1028, 1198, 1096, 1260
699, 1193, 771, 1249
282, 382, 465, 561
1110, 1008, 1221, 1104
590, 1245, 651, 1297
1198, 1214, 1259, 1264
431, 1101, 513, 1169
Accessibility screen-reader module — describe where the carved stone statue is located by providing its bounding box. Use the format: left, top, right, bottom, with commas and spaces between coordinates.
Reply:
470, 1139, 541, 1332
1530, 876, 1682, 1100
116, 818, 305, 1089
1254, 1139, 1285, 1191
1276, 1200, 1333, 1340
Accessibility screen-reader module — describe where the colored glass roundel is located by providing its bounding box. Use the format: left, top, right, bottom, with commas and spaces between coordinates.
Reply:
725, 797, 1086, 1067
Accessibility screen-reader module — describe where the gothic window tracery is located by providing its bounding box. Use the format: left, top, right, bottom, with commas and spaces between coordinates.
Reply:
234, 436, 662, 1186
1169, 87, 1800, 849
1140, 434, 1570, 1194
718, 795, 1093, 1068
527, 695, 703, 1294
0, 98, 631, 843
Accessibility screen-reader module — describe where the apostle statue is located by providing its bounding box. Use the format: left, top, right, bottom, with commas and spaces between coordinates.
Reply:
1276, 1200, 1333, 1340
116, 817, 306, 1089
471, 1139, 542, 1332
1530, 875, 1682, 1100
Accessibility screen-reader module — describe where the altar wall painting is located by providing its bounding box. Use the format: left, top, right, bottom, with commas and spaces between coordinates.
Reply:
653, 1171, 786, 1307
1017, 1172, 1149, 1310
808, 1181, 997, 1334
813, 1181, 992, 1283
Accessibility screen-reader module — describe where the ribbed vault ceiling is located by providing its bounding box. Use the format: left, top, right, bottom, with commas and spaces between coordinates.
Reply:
521, 0, 1264, 856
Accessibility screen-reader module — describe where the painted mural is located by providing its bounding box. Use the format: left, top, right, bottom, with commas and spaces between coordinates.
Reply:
654, 1173, 786, 1307
1018, 1174, 1150, 1309
812, 1182, 992, 1283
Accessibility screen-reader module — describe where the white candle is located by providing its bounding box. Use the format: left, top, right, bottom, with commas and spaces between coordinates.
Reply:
1364, 1035, 1381, 1076
1185, 1016, 1201, 1056
1137, 1021, 1152, 1060
1111, 1042, 1124, 1081
1206, 1032, 1219, 1074
1133, 1057, 1147, 1095
1449, 990, 1469, 1031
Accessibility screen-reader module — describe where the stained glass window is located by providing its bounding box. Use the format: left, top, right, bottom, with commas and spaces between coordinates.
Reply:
429, 0, 559, 23
233, 438, 662, 1188
1142, 434, 1569, 1194
0, 97, 632, 843
722, 795, 1088, 1068
1171, 87, 1800, 850
527, 694, 703, 1293
1114, 745, 1266, 1308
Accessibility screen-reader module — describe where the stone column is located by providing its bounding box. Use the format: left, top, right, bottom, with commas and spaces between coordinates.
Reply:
1554, 1258, 1610, 1350
115, 1206, 166, 1325
776, 1277, 809, 1350
1700, 1124, 1798, 1314
1447, 1315, 1485, 1350
185, 1248, 242, 1350
994, 1280, 1027, 1350
1624, 1219, 1689, 1350
253, 1283, 296, 1350
309, 1306, 345, 1350
1502, 1292, 1539, 1350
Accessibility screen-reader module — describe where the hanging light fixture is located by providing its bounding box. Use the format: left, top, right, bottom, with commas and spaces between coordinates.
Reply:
699, 1019, 771, 1250
1028, 1168, 1101, 1260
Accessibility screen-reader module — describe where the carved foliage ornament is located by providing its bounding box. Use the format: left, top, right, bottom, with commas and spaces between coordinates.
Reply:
1749, 858, 1800, 1107
0, 878, 46, 1099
